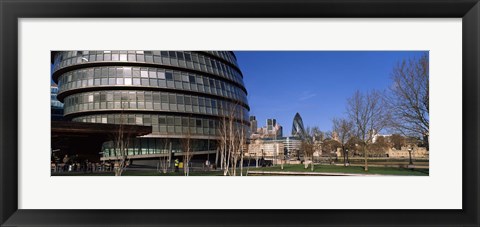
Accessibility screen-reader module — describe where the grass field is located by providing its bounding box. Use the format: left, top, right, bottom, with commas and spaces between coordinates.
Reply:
258, 164, 428, 176
52, 164, 428, 176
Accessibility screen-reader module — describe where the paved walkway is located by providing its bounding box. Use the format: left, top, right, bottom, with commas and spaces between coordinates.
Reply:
247, 171, 387, 176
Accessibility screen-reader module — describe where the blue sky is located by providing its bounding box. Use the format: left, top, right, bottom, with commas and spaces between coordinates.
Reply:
235, 51, 427, 136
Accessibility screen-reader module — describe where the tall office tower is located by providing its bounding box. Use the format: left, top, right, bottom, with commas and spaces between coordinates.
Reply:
267, 118, 276, 132
249, 115, 258, 134
291, 112, 306, 139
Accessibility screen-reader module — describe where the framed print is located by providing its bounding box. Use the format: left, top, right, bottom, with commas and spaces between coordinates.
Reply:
1, 0, 479, 226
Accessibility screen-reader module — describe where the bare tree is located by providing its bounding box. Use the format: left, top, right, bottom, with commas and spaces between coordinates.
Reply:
321, 139, 341, 164
387, 54, 429, 149
332, 118, 354, 167
112, 99, 132, 176
158, 140, 171, 174
390, 134, 406, 150
368, 136, 389, 157
345, 136, 361, 158
301, 126, 322, 170
237, 114, 247, 176
300, 139, 314, 170
347, 90, 390, 171
181, 129, 194, 176
217, 102, 247, 176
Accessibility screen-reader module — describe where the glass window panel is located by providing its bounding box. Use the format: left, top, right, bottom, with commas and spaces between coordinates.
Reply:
177, 95, 184, 104
159, 116, 166, 124
184, 96, 191, 105
182, 74, 189, 82
145, 55, 153, 63
189, 75, 195, 83
133, 78, 141, 85
173, 73, 181, 81
149, 71, 156, 78
161, 103, 169, 110
124, 67, 132, 76
158, 71, 165, 79
135, 116, 143, 124
174, 117, 181, 126
184, 53, 191, 61
144, 116, 151, 124
169, 94, 176, 103
177, 52, 184, 60
161, 94, 168, 103
116, 78, 124, 84
149, 79, 158, 86
158, 80, 166, 87
133, 69, 140, 77
165, 72, 173, 80
174, 81, 182, 89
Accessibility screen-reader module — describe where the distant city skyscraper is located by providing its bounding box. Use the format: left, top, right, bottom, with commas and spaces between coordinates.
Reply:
249, 116, 258, 134
267, 118, 276, 131
291, 112, 305, 138
275, 123, 283, 138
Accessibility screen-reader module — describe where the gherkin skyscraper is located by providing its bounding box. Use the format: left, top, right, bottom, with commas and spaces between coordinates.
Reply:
52, 51, 249, 161
291, 112, 305, 139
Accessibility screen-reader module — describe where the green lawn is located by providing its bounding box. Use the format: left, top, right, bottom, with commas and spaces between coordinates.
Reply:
258, 164, 429, 176
52, 164, 428, 176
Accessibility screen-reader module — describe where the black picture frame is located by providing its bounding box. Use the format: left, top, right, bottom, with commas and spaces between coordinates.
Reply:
1, 0, 479, 226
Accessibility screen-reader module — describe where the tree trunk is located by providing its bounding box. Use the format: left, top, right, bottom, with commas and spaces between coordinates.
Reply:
311, 156, 314, 171
304, 155, 308, 169
240, 152, 244, 176
215, 148, 219, 168
364, 145, 368, 171
281, 155, 284, 170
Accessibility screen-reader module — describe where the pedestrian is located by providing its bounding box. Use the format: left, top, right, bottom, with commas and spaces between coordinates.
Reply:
62, 155, 69, 172
174, 158, 179, 172
205, 159, 210, 171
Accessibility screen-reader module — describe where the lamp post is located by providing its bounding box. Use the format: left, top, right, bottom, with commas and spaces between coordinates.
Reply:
408, 148, 413, 165
346, 149, 350, 166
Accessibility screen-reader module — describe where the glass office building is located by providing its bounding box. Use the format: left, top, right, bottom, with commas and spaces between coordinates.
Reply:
291, 112, 305, 139
52, 51, 249, 160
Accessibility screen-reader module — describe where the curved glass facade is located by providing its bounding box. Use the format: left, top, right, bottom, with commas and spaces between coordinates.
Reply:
291, 112, 305, 139
52, 51, 249, 159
